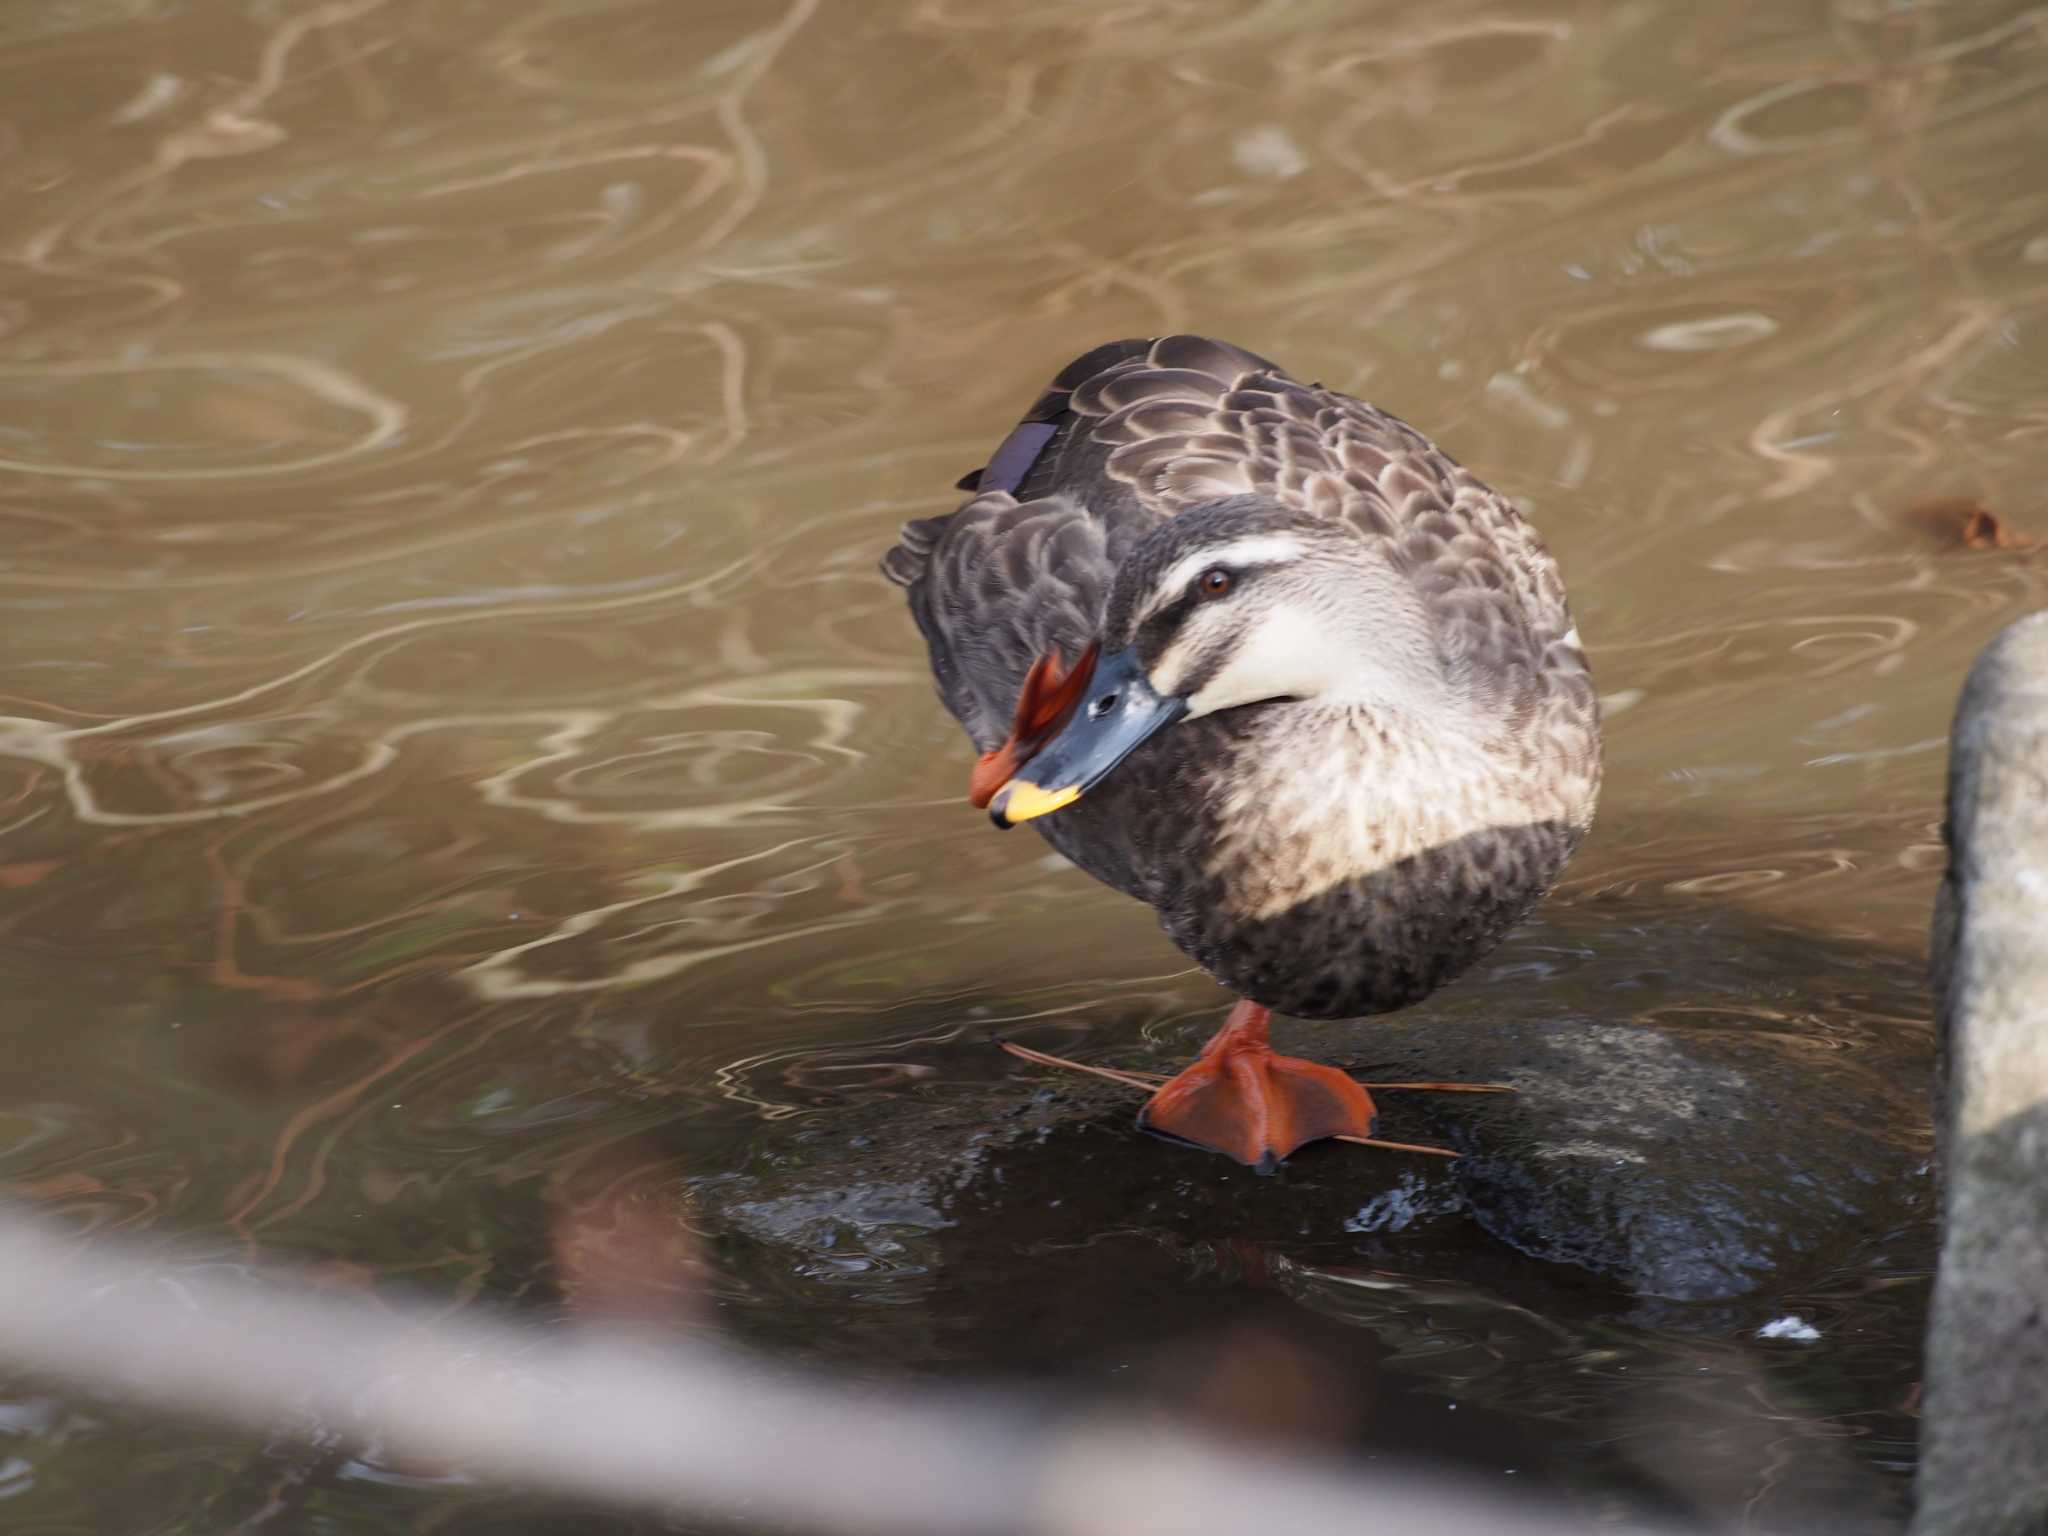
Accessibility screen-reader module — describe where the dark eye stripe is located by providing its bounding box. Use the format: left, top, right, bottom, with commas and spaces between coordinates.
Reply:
1132, 561, 1275, 663
1136, 591, 1199, 662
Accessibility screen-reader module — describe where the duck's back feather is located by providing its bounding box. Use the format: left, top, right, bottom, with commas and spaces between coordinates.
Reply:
884, 333, 1576, 750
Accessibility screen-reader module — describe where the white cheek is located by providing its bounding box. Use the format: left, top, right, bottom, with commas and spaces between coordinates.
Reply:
1184, 606, 1361, 717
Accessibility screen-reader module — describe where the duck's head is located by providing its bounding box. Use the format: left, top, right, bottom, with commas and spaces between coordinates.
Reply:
990, 495, 1430, 827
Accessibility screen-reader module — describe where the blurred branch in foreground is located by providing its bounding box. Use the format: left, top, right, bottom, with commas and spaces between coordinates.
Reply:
0, 1207, 1702, 1536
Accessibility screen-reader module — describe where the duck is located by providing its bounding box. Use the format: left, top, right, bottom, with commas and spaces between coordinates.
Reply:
881, 335, 1602, 1172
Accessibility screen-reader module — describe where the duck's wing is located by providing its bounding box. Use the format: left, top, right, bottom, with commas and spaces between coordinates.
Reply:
884, 488, 1118, 755
1081, 338, 1563, 625
881, 336, 1276, 749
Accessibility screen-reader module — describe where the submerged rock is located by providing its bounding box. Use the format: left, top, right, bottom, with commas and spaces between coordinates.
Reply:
1359, 1011, 1921, 1303
1916, 610, 2048, 1536
684, 933, 1925, 1531
695, 901, 1928, 1315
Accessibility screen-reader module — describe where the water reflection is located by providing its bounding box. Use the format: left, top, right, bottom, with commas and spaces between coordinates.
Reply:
1, 0, 2044, 1528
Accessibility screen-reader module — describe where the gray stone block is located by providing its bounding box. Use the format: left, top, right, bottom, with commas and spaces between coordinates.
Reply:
1916, 610, 2048, 1536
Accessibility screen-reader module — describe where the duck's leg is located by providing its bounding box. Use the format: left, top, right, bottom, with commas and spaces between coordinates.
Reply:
1137, 999, 1378, 1175
967, 643, 1099, 808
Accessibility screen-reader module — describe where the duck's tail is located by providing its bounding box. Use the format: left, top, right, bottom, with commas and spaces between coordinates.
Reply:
879, 514, 945, 588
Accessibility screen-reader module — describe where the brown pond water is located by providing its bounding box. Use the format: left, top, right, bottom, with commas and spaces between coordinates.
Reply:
2, 0, 2047, 1530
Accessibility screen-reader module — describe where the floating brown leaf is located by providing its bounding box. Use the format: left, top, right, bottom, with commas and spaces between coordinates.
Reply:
1908, 497, 2039, 552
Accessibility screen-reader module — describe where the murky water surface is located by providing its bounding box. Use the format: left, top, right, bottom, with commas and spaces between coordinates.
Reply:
3, 0, 2047, 1529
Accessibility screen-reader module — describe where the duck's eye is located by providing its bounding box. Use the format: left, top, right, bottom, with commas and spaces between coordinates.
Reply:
1196, 567, 1233, 600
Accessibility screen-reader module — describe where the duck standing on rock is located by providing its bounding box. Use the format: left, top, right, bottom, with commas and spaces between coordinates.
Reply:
882, 336, 1602, 1172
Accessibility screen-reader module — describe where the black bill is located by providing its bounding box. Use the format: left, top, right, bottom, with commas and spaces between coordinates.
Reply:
988, 646, 1187, 828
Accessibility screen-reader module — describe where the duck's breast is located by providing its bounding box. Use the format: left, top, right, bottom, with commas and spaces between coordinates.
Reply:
1144, 704, 1594, 1018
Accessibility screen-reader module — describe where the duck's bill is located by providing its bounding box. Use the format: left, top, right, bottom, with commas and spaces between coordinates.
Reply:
988, 647, 1186, 828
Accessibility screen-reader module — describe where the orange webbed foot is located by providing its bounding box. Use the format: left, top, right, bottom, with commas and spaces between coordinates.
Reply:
997, 1009, 1494, 1165
1136, 1003, 1378, 1174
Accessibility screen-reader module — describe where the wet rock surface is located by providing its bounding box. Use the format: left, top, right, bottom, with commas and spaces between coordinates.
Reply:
699, 910, 1931, 1314
682, 898, 1933, 1533
1368, 1012, 1924, 1302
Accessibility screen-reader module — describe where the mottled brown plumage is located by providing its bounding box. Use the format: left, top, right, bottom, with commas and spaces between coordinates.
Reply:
883, 334, 1601, 1031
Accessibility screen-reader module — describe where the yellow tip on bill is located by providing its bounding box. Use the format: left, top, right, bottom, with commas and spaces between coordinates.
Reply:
991, 778, 1081, 825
